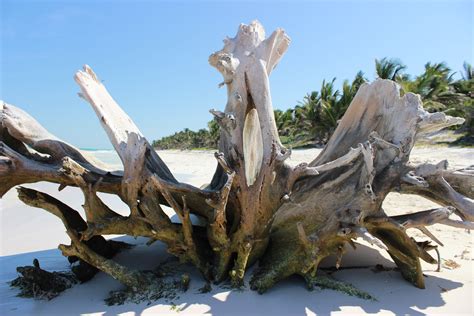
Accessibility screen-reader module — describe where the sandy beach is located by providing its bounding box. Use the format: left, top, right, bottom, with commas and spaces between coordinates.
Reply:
1, 147, 473, 315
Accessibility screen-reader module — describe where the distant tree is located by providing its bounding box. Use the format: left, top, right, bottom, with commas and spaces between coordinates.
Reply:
153, 60, 472, 149
207, 118, 220, 148
461, 62, 473, 80
375, 57, 406, 81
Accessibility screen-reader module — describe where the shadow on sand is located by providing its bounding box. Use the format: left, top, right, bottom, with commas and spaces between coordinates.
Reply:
0, 236, 464, 316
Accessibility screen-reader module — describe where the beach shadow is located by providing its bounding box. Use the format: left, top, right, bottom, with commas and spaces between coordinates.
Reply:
0, 237, 465, 316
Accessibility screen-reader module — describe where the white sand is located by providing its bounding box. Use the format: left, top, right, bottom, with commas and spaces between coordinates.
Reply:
0, 147, 473, 315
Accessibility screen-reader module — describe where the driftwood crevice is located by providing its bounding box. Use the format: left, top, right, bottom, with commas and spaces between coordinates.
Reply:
1, 21, 472, 294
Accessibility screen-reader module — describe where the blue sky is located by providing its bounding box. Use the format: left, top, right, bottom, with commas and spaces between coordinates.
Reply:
1, 0, 472, 149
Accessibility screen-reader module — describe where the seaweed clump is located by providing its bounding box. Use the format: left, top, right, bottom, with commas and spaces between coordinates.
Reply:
304, 273, 376, 301
105, 259, 191, 306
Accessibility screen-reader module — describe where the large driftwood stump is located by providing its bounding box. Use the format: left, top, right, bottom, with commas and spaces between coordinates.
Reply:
1, 21, 472, 295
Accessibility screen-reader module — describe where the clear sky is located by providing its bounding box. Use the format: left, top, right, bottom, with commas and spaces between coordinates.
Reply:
1, 0, 472, 149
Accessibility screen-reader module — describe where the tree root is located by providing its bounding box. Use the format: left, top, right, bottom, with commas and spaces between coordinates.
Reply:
10, 259, 77, 300
1, 21, 472, 299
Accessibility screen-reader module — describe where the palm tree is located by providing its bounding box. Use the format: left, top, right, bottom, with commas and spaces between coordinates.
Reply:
153, 59, 473, 149
416, 62, 453, 99
274, 108, 295, 139
453, 63, 473, 97
461, 62, 473, 80
375, 58, 406, 81
317, 78, 341, 136
451, 62, 474, 136
207, 118, 220, 148
318, 73, 367, 138
294, 90, 321, 140
339, 71, 366, 107
291, 73, 368, 145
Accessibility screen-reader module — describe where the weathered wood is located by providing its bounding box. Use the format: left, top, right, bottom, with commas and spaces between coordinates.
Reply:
1, 21, 472, 297
0, 102, 123, 197
250, 78, 466, 292
17, 187, 129, 282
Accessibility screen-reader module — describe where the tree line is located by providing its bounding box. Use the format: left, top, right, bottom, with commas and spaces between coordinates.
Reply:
152, 59, 473, 150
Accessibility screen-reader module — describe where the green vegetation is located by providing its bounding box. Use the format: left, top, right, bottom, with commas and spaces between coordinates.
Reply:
152, 60, 473, 149
152, 120, 219, 150
305, 274, 376, 301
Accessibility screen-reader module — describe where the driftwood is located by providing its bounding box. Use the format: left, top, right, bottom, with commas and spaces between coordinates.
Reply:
1, 21, 472, 295
10, 259, 77, 300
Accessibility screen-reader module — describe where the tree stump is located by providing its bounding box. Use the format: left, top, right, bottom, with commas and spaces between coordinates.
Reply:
1, 21, 472, 296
